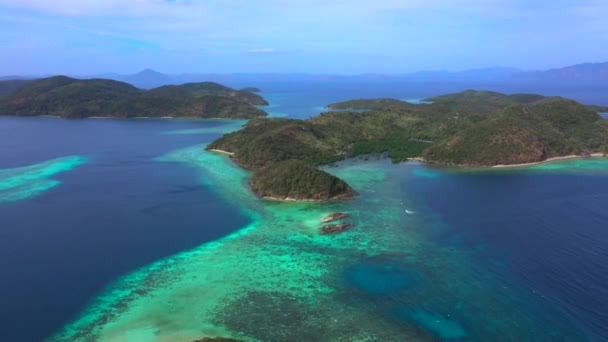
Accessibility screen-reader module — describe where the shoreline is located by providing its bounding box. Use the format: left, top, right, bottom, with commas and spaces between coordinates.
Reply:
259, 194, 356, 203
0, 115, 256, 121
207, 149, 607, 179
492, 153, 606, 168
208, 149, 235, 156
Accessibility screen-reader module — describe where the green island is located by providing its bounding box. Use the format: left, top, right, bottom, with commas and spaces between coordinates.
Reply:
249, 159, 357, 201
239, 87, 262, 93
208, 90, 608, 200
0, 76, 268, 119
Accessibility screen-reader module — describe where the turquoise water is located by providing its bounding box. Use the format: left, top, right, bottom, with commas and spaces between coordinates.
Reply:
1, 81, 607, 341
50, 150, 606, 341
0, 117, 253, 342
0, 155, 88, 203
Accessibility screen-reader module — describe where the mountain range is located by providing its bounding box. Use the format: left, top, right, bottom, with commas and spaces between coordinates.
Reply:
2, 62, 608, 89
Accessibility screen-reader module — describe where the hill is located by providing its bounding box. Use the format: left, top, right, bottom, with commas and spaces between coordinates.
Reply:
516, 62, 608, 81
122, 69, 174, 89
0, 79, 30, 97
249, 160, 357, 201
0, 76, 268, 119
240, 87, 262, 93
424, 99, 608, 166
209, 90, 608, 169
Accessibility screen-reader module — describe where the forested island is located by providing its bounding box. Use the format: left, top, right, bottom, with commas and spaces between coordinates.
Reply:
209, 90, 608, 200
249, 160, 357, 201
0, 76, 268, 119
239, 87, 262, 93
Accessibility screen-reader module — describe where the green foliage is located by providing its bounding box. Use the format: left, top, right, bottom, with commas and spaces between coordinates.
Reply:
0, 79, 30, 97
209, 118, 338, 169
325, 98, 415, 111
424, 99, 608, 165
586, 104, 608, 113
240, 87, 262, 93
250, 160, 355, 201
210, 90, 608, 168
0, 76, 268, 119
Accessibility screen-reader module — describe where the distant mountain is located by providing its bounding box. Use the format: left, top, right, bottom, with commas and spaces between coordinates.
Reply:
516, 62, 608, 81
0, 76, 268, 119
0, 75, 33, 81
3, 62, 608, 86
404, 67, 522, 81
122, 69, 174, 88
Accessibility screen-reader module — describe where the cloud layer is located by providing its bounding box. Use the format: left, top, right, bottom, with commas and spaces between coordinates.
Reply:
0, 0, 606, 74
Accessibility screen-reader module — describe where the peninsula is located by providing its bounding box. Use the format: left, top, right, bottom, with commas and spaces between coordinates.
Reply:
208, 90, 608, 200
0, 76, 268, 119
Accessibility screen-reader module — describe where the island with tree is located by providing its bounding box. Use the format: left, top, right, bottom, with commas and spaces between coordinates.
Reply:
208, 90, 608, 201
249, 159, 357, 201
0, 76, 268, 119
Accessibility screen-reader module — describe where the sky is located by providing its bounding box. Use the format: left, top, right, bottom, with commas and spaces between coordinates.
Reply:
0, 0, 607, 75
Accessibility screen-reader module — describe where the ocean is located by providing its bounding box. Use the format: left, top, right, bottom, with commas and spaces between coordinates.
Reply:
1, 80, 607, 341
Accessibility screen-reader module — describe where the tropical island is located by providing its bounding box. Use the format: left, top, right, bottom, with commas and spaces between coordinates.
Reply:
208, 90, 608, 200
249, 159, 357, 201
0, 76, 268, 119
240, 87, 262, 93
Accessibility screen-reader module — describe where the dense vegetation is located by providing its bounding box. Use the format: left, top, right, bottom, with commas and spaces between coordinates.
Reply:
209, 90, 608, 169
0, 76, 268, 119
326, 98, 415, 111
425, 99, 608, 165
0, 79, 30, 97
249, 160, 356, 201
240, 87, 262, 93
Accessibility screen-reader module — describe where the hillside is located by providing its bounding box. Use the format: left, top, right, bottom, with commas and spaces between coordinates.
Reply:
0, 79, 30, 97
249, 160, 357, 201
0, 76, 268, 119
424, 99, 608, 166
209, 90, 608, 169
240, 87, 262, 93
326, 98, 415, 112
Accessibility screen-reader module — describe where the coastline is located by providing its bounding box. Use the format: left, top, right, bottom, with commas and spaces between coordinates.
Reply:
207, 149, 606, 177
0, 115, 258, 121
258, 193, 356, 203
209, 149, 235, 156
492, 153, 606, 168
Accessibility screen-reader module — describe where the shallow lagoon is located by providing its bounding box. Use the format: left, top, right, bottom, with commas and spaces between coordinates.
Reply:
51, 146, 606, 341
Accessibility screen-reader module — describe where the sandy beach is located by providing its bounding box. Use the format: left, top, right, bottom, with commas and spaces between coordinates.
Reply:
492, 153, 606, 168
208, 149, 235, 156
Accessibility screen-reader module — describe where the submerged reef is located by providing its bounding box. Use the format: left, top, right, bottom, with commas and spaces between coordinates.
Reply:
321, 212, 350, 223
320, 222, 352, 235
50, 146, 591, 341
0, 155, 88, 203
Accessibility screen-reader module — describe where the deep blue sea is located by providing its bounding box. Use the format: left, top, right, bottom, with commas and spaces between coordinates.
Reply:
1, 80, 607, 341
406, 169, 608, 340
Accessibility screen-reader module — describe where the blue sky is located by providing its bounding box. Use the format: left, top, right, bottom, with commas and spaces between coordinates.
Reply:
0, 0, 607, 74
